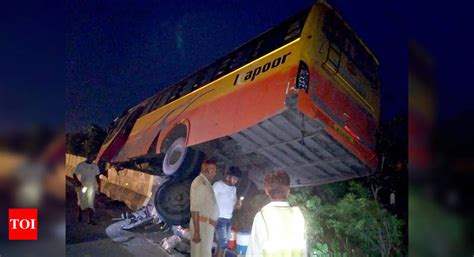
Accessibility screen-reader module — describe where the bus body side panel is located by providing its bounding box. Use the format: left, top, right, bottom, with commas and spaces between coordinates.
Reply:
184, 65, 299, 147
97, 134, 127, 162
112, 42, 302, 163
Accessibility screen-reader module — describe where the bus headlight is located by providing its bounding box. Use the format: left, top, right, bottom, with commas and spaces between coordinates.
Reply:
296, 61, 309, 93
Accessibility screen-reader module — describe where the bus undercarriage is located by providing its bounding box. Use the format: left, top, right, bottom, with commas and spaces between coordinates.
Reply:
94, 97, 373, 225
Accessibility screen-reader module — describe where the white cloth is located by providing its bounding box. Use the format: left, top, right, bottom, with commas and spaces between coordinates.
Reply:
73, 161, 100, 210
213, 180, 237, 219
190, 174, 219, 257
246, 201, 307, 257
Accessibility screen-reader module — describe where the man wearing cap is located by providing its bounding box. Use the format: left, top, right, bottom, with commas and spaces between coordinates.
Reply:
190, 159, 219, 257
213, 166, 243, 257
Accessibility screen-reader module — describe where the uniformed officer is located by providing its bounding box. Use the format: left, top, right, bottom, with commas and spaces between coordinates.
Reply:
190, 159, 219, 257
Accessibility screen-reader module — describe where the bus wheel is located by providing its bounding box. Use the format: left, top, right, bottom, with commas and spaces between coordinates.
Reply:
154, 178, 192, 226
162, 137, 205, 179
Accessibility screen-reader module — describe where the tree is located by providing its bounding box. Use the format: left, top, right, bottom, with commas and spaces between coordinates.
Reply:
324, 182, 403, 257
84, 124, 106, 155
66, 124, 106, 156
65, 132, 87, 156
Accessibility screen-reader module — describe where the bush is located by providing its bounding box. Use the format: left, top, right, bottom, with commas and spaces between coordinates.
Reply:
289, 181, 403, 257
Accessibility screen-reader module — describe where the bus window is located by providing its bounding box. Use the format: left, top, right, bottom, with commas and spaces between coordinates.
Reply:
230, 47, 251, 71
284, 20, 302, 43
104, 118, 121, 142
142, 93, 162, 115
264, 24, 289, 53
103, 111, 132, 142
126, 107, 144, 129
185, 64, 217, 92
200, 64, 217, 86
250, 40, 264, 60
325, 42, 342, 71
166, 83, 185, 104
153, 87, 174, 108
179, 76, 196, 96
227, 54, 240, 72
191, 69, 209, 91
213, 56, 233, 80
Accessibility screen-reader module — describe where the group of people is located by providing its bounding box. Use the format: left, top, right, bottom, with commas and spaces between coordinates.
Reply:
190, 159, 307, 257
72, 154, 307, 256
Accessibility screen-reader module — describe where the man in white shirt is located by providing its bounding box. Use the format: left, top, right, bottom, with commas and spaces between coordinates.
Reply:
73, 152, 100, 225
213, 167, 243, 257
246, 170, 307, 257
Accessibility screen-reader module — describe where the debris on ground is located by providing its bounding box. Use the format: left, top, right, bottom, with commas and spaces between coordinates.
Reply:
172, 225, 190, 242
119, 205, 159, 230
161, 235, 182, 252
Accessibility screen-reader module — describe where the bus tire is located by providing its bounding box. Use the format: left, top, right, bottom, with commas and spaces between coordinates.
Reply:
154, 178, 193, 226
162, 137, 187, 176
179, 148, 205, 179
162, 137, 204, 179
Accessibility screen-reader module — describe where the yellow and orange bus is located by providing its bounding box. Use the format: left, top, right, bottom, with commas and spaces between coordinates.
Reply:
97, 2, 380, 224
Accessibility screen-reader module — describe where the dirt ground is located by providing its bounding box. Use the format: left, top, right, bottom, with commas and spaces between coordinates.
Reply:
66, 181, 178, 257
65, 180, 131, 245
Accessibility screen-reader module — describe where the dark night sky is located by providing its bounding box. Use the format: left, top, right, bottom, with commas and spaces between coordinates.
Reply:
409, 1, 474, 122
66, 0, 406, 132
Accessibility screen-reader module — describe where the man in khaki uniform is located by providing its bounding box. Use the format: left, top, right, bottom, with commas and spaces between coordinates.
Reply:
190, 159, 219, 257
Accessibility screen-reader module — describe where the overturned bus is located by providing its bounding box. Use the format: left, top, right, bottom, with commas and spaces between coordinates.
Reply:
92, 2, 380, 225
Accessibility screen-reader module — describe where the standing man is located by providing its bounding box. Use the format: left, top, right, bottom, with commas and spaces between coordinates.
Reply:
213, 167, 243, 257
246, 170, 307, 257
73, 152, 100, 225
190, 159, 219, 257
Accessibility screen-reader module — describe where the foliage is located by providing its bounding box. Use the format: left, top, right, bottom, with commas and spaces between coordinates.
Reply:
84, 124, 106, 154
288, 188, 325, 244
289, 181, 404, 257
316, 181, 349, 204
66, 132, 87, 155
66, 124, 106, 156
311, 242, 348, 257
